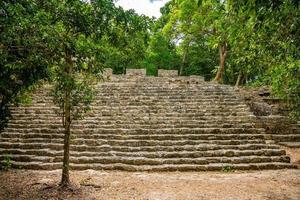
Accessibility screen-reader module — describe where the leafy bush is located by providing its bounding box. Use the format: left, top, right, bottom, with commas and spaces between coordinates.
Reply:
1, 154, 12, 170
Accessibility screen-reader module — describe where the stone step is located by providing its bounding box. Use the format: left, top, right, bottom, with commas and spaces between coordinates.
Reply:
43, 89, 235, 92
9, 112, 252, 117
28, 100, 245, 106
9, 115, 254, 121
10, 108, 251, 112
278, 142, 300, 148
2, 127, 265, 135
30, 91, 239, 96
29, 88, 236, 91
17, 101, 248, 105
0, 133, 267, 142
0, 148, 286, 159
9, 144, 275, 154
35, 99, 241, 103
6, 123, 256, 129
269, 128, 300, 134
96, 86, 235, 90
10, 106, 249, 112
0, 140, 267, 151
5, 161, 296, 171
9, 113, 254, 119
7, 119, 256, 126
34, 86, 235, 91
1, 154, 290, 166
32, 95, 239, 100
6, 117, 252, 124
8, 115, 255, 120
11, 107, 250, 113
272, 134, 300, 142
29, 99, 242, 104
0, 144, 281, 156
292, 128, 300, 134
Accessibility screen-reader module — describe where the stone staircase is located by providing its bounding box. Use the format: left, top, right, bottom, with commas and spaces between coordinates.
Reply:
258, 115, 300, 148
0, 69, 296, 171
240, 87, 300, 148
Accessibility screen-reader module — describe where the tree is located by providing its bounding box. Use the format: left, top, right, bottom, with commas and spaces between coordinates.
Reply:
0, 0, 155, 186
143, 32, 180, 75
47, 0, 152, 186
0, 0, 52, 130
104, 8, 153, 74
46, 0, 116, 186
156, 0, 299, 117
1, 0, 116, 186
162, 0, 229, 80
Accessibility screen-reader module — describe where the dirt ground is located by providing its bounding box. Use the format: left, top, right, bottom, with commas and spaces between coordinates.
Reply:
0, 169, 300, 200
284, 147, 300, 165
1, 146, 299, 200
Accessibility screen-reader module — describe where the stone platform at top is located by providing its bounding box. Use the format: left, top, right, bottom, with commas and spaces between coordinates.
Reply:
102, 68, 205, 83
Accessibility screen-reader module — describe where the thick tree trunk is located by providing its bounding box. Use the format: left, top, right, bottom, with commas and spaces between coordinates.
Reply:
235, 70, 242, 88
61, 52, 72, 187
214, 43, 227, 83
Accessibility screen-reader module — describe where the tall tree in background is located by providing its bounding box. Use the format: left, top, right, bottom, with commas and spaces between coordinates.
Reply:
143, 32, 180, 75
157, 0, 299, 117
162, 0, 230, 81
104, 8, 152, 74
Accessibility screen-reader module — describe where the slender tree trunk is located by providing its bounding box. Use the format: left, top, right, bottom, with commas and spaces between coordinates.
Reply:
180, 40, 191, 76
61, 51, 72, 187
235, 70, 242, 88
214, 43, 228, 83
180, 50, 187, 76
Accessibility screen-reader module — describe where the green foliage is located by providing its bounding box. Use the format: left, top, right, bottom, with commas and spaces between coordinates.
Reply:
52, 75, 96, 121
0, 0, 51, 130
102, 8, 153, 74
271, 60, 300, 119
143, 32, 180, 76
222, 165, 234, 173
0, 0, 153, 186
0, 1, 299, 122
145, 63, 158, 76
1, 154, 12, 170
0, 0, 153, 130
156, 0, 300, 117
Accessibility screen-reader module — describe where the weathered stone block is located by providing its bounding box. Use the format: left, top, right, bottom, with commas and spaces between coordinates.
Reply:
103, 68, 113, 77
158, 69, 178, 77
126, 69, 146, 76
189, 75, 205, 82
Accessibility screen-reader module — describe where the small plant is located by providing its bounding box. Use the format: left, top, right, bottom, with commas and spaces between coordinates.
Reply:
80, 177, 92, 186
1, 154, 12, 170
17, 92, 33, 105
222, 165, 234, 173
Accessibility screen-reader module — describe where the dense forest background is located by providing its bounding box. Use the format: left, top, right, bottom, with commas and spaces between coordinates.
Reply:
1, 0, 300, 128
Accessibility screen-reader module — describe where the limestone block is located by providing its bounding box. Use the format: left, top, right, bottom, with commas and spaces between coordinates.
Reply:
102, 68, 113, 79
189, 75, 205, 82
126, 69, 146, 76
158, 69, 178, 77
